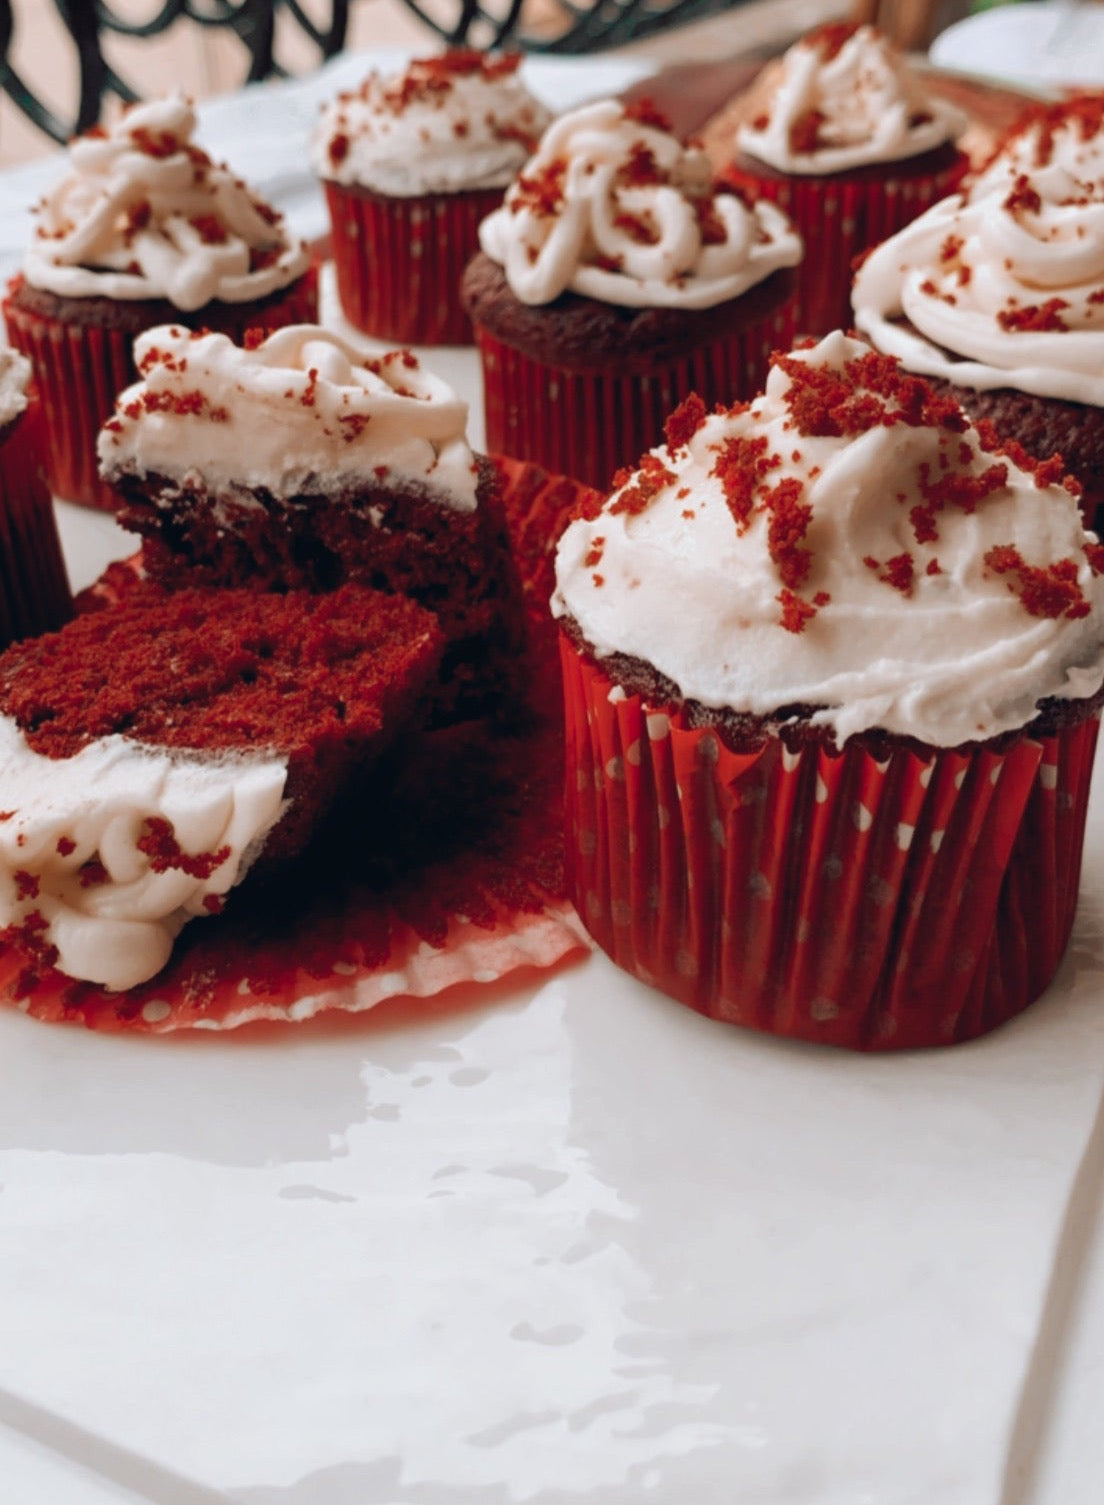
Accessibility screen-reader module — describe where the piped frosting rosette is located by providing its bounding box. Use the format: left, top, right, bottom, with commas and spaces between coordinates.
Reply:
853, 162, 1104, 407
478, 98, 802, 311
554, 332, 1104, 1048
736, 22, 965, 175
98, 323, 480, 507
25, 95, 309, 308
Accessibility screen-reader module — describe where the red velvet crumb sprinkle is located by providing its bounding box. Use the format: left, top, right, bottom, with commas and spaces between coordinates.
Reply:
664, 393, 707, 452
984, 547, 1091, 619
137, 817, 231, 880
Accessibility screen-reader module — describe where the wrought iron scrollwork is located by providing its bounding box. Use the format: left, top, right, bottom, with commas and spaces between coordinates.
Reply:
394, 0, 732, 54
0, 0, 352, 145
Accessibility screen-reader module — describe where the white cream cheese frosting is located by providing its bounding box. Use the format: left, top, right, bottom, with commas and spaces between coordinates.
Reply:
98, 323, 480, 509
970, 94, 1104, 199
852, 162, 1104, 406
0, 347, 31, 430
25, 95, 310, 309
0, 720, 287, 990
478, 98, 802, 310
553, 331, 1104, 748
736, 23, 965, 175
312, 50, 550, 197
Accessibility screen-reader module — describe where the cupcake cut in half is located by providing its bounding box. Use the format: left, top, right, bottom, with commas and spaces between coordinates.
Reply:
313, 49, 550, 346
3, 95, 317, 512
97, 323, 524, 723
853, 92, 1104, 531
0, 583, 442, 993
718, 22, 968, 337
554, 331, 1104, 1049
461, 97, 802, 491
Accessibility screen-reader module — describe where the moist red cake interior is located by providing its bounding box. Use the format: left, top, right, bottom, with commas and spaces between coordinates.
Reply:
0, 581, 443, 861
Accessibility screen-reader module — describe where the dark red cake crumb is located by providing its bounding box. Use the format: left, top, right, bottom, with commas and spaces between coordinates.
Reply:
984, 546, 1091, 619
664, 393, 708, 452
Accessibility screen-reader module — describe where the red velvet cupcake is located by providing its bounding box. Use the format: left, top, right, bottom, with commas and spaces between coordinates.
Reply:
0, 347, 71, 648
719, 22, 968, 337
313, 50, 549, 346
3, 95, 316, 513
0, 582, 442, 993
553, 333, 1104, 1050
97, 323, 524, 723
462, 98, 801, 492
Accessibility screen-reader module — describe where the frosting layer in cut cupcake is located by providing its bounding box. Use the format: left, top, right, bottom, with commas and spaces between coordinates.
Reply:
312, 50, 550, 196
852, 151, 1104, 406
477, 98, 802, 310
553, 331, 1104, 748
98, 323, 480, 508
735, 22, 965, 175
25, 95, 310, 309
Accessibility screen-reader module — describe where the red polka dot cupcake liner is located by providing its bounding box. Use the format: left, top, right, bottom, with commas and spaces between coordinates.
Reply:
473, 306, 795, 493
561, 640, 1100, 1051
0, 392, 71, 648
2, 269, 318, 513
324, 181, 503, 346
720, 154, 968, 339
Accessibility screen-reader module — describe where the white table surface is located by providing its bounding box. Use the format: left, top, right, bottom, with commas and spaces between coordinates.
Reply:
2, 49, 1104, 1505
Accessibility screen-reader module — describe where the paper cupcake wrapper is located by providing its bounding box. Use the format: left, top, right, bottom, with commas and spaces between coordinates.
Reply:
474, 303, 795, 492
2, 272, 318, 512
0, 394, 72, 647
721, 154, 968, 338
562, 642, 1099, 1050
324, 182, 502, 346
0, 460, 600, 1033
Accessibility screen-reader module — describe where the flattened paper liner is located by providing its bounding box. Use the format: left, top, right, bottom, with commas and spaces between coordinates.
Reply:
473, 299, 794, 493
0, 393, 71, 647
2, 270, 319, 512
720, 152, 968, 338
0, 460, 599, 1032
562, 641, 1100, 1051
324, 182, 502, 346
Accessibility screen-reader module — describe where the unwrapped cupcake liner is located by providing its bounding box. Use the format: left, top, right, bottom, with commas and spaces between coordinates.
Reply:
721, 155, 968, 338
324, 182, 503, 346
562, 641, 1099, 1050
2, 271, 318, 512
0, 393, 72, 648
474, 305, 795, 492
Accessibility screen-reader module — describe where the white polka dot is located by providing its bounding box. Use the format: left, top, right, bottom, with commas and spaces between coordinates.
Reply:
605, 756, 624, 782
141, 1000, 171, 1025
990, 765, 1002, 785
810, 996, 839, 1022
626, 739, 642, 767
657, 805, 671, 830
873, 757, 890, 774
896, 822, 915, 850
749, 871, 772, 899
698, 734, 720, 764
1040, 764, 1058, 790
919, 763, 934, 787
954, 768, 967, 790
711, 818, 726, 847
781, 747, 801, 773
852, 802, 873, 832
930, 829, 945, 853
646, 713, 670, 741
815, 776, 828, 804
607, 684, 627, 704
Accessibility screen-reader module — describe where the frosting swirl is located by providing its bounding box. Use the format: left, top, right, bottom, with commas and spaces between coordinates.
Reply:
478, 99, 801, 311
312, 50, 550, 197
553, 331, 1104, 748
25, 95, 310, 309
0, 721, 286, 991
98, 324, 480, 510
971, 94, 1104, 199
736, 23, 965, 175
852, 164, 1104, 406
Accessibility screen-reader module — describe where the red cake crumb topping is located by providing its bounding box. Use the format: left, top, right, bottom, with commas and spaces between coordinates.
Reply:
790, 109, 826, 156
376, 50, 521, 114
56, 836, 76, 857
328, 132, 350, 167
864, 552, 916, 595
997, 298, 1071, 333
775, 349, 968, 438
1004, 174, 1042, 216
119, 389, 230, 425
984, 547, 1092, 619
764, 478, 813, 590
617, 141, 664, 189
14, 871, 39, 901
510, 158, 566, 217
1000, 94, 1104, 169
137, 817, 231, 880
130, 127, 182, 159
609, 453, 676, 517
622, 98, 673, 133
805, 21, 860, 60
189, 214, 227, 244
665, 394, 707, 452
711, 433, 781, 531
